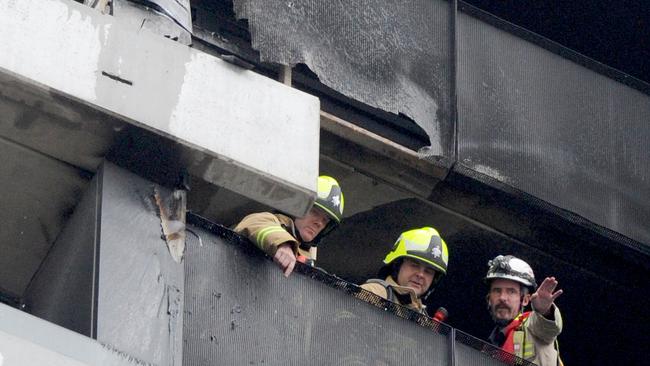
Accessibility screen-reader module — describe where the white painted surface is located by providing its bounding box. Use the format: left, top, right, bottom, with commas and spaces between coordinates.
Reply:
0, 304, 142, 366
0, 0, 100, 101
0, 0, 320, 214
169, 51, 320, 185
0, 332, 88, 366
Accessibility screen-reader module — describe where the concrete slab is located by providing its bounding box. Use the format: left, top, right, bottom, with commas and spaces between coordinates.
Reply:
0, 303, 149, 366
0, 0, 320, 217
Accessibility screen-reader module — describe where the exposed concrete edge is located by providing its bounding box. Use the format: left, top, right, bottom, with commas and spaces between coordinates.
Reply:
320, 111, 449, 177
320, 111, 448, 197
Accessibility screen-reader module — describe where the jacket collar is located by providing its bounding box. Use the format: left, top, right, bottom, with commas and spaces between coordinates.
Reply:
385, 276, 426, 312
275, 213, 298, 237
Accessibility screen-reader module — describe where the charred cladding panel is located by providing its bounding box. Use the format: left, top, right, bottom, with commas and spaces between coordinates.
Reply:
184, 226, 446, 364
457, 11, 650, 246
183, 219, 531, 365
232, 0, 455, 157
96, 163, 184, 366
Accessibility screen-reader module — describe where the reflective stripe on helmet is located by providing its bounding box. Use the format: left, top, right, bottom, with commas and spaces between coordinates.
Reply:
313, 201, 341, 224
383, 227, 449, 275
315, 175, 344, 223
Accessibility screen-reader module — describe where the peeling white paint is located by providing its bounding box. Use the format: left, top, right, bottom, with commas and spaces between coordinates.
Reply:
0, 0, 100, 101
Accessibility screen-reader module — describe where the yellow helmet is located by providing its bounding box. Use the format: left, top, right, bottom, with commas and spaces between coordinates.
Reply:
383, 227, 449, 275
309, 175, 344, 245
314, 175, 344, 223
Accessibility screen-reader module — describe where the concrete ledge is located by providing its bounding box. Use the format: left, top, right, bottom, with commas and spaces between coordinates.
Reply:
0, 0, 319, 217
0, 304, 147, 366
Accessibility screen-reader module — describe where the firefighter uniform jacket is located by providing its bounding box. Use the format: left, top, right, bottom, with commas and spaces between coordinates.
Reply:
489, 305, 563, 366
233, 212, 312, 259
360, 276, 427, 315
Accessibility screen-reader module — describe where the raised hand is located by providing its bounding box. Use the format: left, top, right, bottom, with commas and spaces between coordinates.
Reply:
273, 243, 297, 277
530, 277, 563, 316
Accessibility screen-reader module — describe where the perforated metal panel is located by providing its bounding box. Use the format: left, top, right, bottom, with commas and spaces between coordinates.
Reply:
457, 11, 650, 246
455, 330, 526, 366
183, 217, 531, 365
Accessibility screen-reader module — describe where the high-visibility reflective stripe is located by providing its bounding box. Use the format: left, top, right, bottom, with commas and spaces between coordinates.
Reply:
256, 226, 286, 246
522, 339, 535, 358
523, 350, 535, 358
513, 332, 525, 357
314, 202, 341, 223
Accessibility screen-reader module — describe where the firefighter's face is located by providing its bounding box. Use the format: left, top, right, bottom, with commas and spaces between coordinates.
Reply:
487, 279, 530, 325
396, 258, 436, 298
294, 207, 330, 243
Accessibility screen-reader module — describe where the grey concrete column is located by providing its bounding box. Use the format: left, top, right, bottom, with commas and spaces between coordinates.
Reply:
25, 162, 184, 366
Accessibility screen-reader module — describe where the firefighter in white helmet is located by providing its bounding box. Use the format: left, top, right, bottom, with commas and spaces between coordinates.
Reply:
485, 255, 564, 366
361, 227, 449, 315
234, 176, 344, 277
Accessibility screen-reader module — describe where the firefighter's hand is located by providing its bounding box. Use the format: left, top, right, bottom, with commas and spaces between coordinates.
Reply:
273, 243, 296, 277
530, 277, 563, 317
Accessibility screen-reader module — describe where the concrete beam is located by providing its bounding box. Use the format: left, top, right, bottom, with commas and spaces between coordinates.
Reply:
0, 0, 320, 217
320, 111, 449, 198
0, 304, 149, 366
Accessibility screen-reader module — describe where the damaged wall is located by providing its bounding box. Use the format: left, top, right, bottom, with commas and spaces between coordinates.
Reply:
111, 0, 193, 45
96, 163, 183, 366
23, 163, 184, 366
457, 10, 650, 246
232, 0, 455, 157
224, 0, 650, 247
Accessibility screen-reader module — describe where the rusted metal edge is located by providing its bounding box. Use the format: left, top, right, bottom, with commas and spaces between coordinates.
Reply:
319, 110, 450, 179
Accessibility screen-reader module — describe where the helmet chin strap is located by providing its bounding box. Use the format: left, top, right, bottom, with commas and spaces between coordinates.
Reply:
422, 287, 435, 301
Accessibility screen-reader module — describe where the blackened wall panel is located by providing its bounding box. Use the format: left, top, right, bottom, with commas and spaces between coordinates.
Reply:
183, 224, 453, 365
457, 12, 650, 246
183, 219, 533, 365
232, 0, 455, 157
96, 163, 184, 366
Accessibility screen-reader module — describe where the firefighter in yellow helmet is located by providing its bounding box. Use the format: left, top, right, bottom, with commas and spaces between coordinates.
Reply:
484, 255, 564, 366
234, 176, 344, 277
360, 227, 449, 315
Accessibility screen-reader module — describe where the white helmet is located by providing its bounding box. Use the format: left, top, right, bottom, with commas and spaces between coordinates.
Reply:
485, 255, 537, 291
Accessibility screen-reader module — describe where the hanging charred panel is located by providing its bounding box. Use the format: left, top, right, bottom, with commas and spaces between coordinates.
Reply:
231, 0, 455, 158
457, 10, 650, 246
